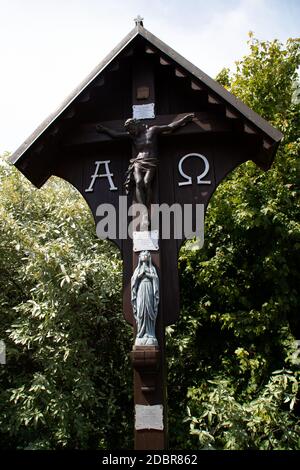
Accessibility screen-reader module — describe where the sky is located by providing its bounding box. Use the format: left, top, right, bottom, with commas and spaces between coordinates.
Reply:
0, 0, 299, 155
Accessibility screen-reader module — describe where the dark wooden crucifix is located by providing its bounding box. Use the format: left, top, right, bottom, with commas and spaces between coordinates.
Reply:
9, 20, 282, 450
96, 113, 194, 228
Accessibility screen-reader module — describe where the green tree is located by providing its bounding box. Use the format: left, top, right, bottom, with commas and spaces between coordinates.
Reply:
167, 35, 300, 449
0, 161, 132, 449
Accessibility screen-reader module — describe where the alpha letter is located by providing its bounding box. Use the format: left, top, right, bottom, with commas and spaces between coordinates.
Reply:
85, 160, 118, 192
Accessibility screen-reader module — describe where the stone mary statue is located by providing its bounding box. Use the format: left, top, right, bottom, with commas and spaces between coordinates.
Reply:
131, 251, 159, 346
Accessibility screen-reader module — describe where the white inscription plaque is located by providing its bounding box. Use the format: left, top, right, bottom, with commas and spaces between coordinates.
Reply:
135, 404, 164, 430
133, 230, 159, 252
132, 103, 155, 120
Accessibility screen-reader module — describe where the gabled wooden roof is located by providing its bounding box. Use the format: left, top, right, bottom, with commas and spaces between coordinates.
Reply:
10, 22, 283, 181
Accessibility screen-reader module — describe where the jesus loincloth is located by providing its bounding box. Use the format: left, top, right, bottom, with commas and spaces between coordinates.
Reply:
124, 155, 158, 194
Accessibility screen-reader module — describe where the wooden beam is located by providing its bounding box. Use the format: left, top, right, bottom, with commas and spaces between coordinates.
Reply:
62, 107, 76, 120
34, 142, 44, 154
191, 81, 203, 91
93, 76, 105, 87
208, 94, 221, 105
244, 123, 257, 134
263, 139, 273, 150
123, 48, 133, 57
78, 91, 91, 103
64, 112, 234, 147
132, 55, 155, 106
159, 57, 171, 66
145, 46, 156, 54
175, 68, 186, 78
48, 125, 59, 137
108, 62, 119, 72
226, 108, 239, 119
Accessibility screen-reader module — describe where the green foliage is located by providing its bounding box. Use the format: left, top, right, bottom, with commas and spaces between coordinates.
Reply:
187, 371, 300, 450
215, 68, 231, 88
230, 33, 300, 122
167, 35, 300, 449
0, 162, 132, 449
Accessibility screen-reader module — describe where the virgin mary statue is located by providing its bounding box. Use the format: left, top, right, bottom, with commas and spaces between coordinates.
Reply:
131, 251, 159, 346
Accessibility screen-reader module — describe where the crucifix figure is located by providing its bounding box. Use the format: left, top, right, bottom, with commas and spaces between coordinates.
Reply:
96, 113, 194, 226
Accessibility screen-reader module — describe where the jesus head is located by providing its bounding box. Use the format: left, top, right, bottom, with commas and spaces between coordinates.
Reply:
124, 118, 146, 136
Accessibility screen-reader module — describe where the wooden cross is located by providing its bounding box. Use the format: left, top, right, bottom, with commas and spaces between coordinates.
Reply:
10, 21, 282, 450
134, 15, 144, 27
57, 70, 268, 448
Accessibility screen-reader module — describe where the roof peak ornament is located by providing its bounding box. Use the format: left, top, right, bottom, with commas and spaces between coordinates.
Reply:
134, 15, 144, 27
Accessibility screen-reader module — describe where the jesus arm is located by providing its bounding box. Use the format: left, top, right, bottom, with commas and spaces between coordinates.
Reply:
150, 113, 195, 135
96, 124, 128, 139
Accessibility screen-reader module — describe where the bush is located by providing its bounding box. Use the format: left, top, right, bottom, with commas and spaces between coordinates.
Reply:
0, 160, 132, 449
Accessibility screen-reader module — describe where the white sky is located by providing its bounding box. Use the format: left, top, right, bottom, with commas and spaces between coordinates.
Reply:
0, 0, 299, 154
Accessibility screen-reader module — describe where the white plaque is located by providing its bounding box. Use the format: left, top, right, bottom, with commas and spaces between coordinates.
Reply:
133, 230, 159, 252
135, 404, 164, 430
132, 103, 155, 120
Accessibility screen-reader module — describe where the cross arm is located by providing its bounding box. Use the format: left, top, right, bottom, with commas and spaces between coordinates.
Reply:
64, 113, 234, 147
96, 123, 129, 139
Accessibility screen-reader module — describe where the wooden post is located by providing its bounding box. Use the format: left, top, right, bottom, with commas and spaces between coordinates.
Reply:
131, 251, 168, 450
